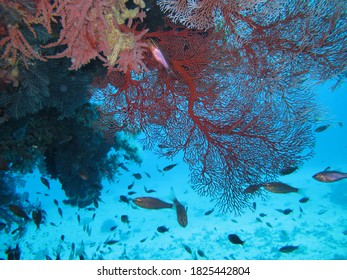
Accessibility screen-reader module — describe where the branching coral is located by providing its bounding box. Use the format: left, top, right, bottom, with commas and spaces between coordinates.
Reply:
0, 0, 149, 73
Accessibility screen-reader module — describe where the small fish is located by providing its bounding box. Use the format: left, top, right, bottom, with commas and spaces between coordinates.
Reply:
140, 237, 147, 243
105, 240, 119, 245
50, 222, 57, 227
252, 202, 256, 210
0, 157, 9, 171
243, 184, 262, 194
312, 170, 347, 183
61, 235, 65, 241
259, 213, 267, 217
256, 217, 262, 222
40, 177, 50, 189
120, 195, 130, 204
121, 215, 129, 224
299, 206, 303, 213
197, 250, 206, 258
279, 166, 298, 175
133, 173, 142, 180
228, 234, 244, 245
173, 198, 188, 227
119, 163, 129, 172
127, 182, 134, 190
86, 207, 95, 211
338, 122, 343, 127
276, 208, 293, 215
58, 207, 63, 217
32, 209, 43, 229
144, 172, 151, 178
9, 204, 30, 220
204, 209, 214, 216
279, 245, 298, 253
183, 244, 192, 254
157, 226, 169, 233
314, 124, 329, 132
299, 197, 309, 203
71, 242, 75, 253
265, 222, 273, 228
53, 199, 59, 206
127, 191, 136, 195
163, 164, 177, 171
263, 182, 298, 193
92, 213, 96, 220
77, 214, 80, 224
133, 197, 173, 209
110, 225, 117, 231
148, 39, 176, 77
144, 186, 156, 193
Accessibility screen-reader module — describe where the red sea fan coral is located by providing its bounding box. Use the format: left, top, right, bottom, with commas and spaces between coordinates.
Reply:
91, 25, 317, 213
157, 0, 218, 30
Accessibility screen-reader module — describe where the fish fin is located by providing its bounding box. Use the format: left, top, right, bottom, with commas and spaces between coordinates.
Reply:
324, 166, 331, 171
169, 186, 177, 202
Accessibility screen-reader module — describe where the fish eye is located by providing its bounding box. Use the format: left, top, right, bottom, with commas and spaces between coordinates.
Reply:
135, 198, 142, 202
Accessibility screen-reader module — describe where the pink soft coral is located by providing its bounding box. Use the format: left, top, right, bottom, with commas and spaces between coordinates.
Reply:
43, 0, 110, 70
115, 28, 149, 74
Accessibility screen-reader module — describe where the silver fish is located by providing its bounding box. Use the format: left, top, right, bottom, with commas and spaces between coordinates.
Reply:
313, 170, 347, 183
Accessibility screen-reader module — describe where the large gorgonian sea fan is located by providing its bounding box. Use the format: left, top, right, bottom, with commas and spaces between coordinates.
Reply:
91, 26, 317, 214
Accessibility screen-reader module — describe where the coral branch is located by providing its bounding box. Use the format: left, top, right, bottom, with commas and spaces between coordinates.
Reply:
0, 24, 46, 67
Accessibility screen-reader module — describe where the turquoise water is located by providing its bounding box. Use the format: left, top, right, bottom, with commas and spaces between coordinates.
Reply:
1, 80, 346, 260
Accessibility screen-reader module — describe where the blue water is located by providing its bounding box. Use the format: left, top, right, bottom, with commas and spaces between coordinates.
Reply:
0, 80, 346, 260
